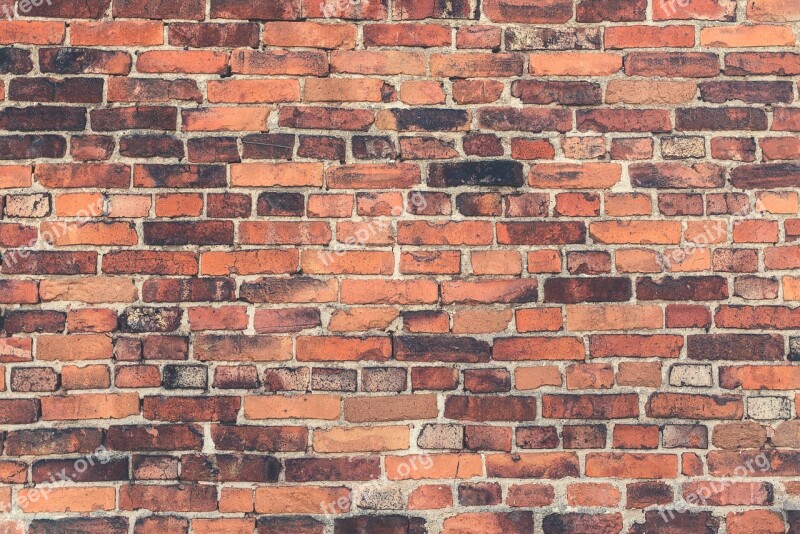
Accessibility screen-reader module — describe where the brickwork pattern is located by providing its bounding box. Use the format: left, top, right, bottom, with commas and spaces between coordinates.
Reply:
1, 0, 800, 532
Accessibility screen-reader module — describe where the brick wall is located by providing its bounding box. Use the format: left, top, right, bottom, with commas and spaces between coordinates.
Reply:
1, 0, 800, 532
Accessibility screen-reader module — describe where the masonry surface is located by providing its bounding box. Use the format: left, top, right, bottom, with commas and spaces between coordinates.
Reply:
1, 0, 800, 532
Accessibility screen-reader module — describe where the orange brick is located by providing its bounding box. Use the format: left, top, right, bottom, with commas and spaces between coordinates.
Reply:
313, 426, 410, 452
208, 79, 300, 103
19, 487, 115, 513
255, 486, 350, 514
155, 193, 203, 217
530, 53, 622, 76
386, 454, 482, 480
567, 482, 621, 507
244, 394, 341, 420
0, 166, 32, 188
400, 80, 446, 105
305, 78, 388, 102
471, 250, 522, 275
515, 366, 563, 390
231, 163, 323, 187
72, 21, 163, 46
701, 25, 796, 47
61, 364, 111, 389
263, 22, 357, 48
37, 334, 113, 361
0, 21, 65, 44
516, 308, 563, 332
41, 393, 139, 420
137, 50, 228, 74
182, 107, 271, 132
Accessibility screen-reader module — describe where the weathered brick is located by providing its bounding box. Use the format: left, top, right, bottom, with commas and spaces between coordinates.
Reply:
2, 4, 799, 527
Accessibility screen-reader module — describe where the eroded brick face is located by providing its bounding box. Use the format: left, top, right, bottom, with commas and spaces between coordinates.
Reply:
1, 0, 800, 531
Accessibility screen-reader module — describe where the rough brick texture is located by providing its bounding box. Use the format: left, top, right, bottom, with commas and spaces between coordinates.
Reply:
1, 0, 800, 532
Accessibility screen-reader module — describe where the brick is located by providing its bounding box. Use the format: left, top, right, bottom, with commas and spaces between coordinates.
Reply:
37, 48, 130, 76
0, 21, 64, 44
484, 0, 573, 23
207, 80, 299, 103
429, 161, 523, 187
586, 453, 677, 479
295, 336, 391, 362
647, 393, 743, 419
394, 336, 490, 363
485, 453, 579, 478
720, 365, 800, 390
566, 305, 661, 331
727, 511, 785, 534
195, 335, 292, 362
544, 277, 631, 303
577, 0, 645, 21
365, 23, 450, 47
687, 333, 784, 360
578, 109, 671, 133
749, 0, 800, 21
263, 22, 356, 48
210, 0, 301, 19
20, 487, 115, 513
231, 162, 323, 187
606, 25, 694, 48
72, 21, 162, 46
530, 52, 622, 76
138, 51, 228, 74
530, 162, 620, 189
11, 367, 58, 392
445, 396, 537, 421
637, 276, 728, 300
182, 107, 269, 132
170, 22, 259, 47
726, 52, 800, 75
655, 0, 735, 19
345, 394, 437, 422
542, 513, 623, 534
313, 425, 408, 453
432, 53, 523, 77
144, 396, 239, 422
493, 337, 584, 362
453, 80, 504, 104
108, 78, 201, 103
506, 26, 599, 50
625, 52, 719, 77
606, 80, 696, 105
617, 362, 663, 388
394, 0, 471, 19
542, 394, 638, 419
590, 335, 682, 358
331, 50, 423, 75
39, 392, 135, 421
479, 107, 572, 132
